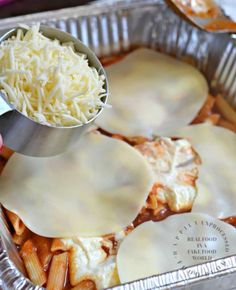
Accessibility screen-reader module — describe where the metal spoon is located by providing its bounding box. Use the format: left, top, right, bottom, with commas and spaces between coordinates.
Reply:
168, 0, 236, 33
0, 26, 108, 157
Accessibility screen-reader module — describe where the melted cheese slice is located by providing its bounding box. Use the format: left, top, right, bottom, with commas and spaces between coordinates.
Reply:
0, 132, 154, 237
61, 237, 119, 289
96, 48, 208, 137
172, 124, 236, 218
135, 138, 200, 212
117, 213, 236, 283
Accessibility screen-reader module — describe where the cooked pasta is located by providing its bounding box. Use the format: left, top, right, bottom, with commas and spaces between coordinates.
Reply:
46, 252, 68, 290
12, 228, 31, 246
70, 280, 97, 290
33, 236, 52, 271
5, 209, 25, 235
192, 94, 215, 124
215, 94, 236, 125
1, 52, 236, 290
20, 239, 47, 286
218, 118, 236, 133
51, 238, 67, 252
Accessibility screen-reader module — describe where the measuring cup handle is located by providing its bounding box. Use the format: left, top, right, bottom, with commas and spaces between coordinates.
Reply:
0, 92, 13, 116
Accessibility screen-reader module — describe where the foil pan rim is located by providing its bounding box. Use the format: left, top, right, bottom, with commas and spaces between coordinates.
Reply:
110, 255, 236, 289
0, 0, 162, 30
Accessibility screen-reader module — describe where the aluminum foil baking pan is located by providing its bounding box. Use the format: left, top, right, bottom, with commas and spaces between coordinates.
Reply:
0, 0, 236, 289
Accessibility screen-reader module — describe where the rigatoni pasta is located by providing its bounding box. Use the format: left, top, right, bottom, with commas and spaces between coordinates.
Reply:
51, 238, 67, 252
33, 236, 52, 272
218, 118, 236, 132
215, 94, 236, 125
192, 94, 215, 124
46, 252, 68, 290
20, 239, 47, 286
12, 228, 31, 246
5, 209, 25, 235
70, 279, 96, 290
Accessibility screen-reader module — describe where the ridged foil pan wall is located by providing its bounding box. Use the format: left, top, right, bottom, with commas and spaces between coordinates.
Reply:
0, 0, 236, 289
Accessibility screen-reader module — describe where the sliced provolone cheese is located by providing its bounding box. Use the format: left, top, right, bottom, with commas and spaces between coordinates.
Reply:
0, 132, 154, 237
171, 124, 236, 218
96, 48, 208, 137
117, 213, 236, 283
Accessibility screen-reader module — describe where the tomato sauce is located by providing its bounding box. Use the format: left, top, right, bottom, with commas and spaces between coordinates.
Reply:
204, 19, 236, 32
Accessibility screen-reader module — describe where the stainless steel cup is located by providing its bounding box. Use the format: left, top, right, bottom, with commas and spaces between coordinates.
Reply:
0, 26, 108, 157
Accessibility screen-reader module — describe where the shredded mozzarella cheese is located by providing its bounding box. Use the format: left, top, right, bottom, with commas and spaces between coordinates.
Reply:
0, 24, 106, 126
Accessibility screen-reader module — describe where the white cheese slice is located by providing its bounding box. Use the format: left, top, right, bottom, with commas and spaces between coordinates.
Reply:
96, 48, 208, 137
0, 132, 154, 237
117, 213, 236, 283
171, 124, 236, 218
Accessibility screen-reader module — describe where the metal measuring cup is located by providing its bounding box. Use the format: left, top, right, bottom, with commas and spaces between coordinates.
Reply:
0, 26, 108, 157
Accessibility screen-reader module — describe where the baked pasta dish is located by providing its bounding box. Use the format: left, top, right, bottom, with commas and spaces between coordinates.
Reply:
0, 25, 235, 290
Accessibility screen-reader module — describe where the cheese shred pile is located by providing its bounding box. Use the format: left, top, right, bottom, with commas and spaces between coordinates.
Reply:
0, 24, 106, 126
